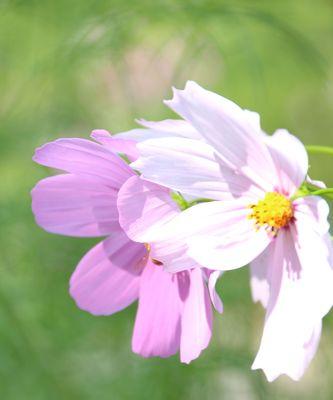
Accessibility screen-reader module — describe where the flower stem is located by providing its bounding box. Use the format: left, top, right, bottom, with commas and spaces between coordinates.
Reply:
292, 188, 333, 200
187, 198, 211, 207
306, 145, 333, 156
306, 188, 333, 197
171, 192, 189, 210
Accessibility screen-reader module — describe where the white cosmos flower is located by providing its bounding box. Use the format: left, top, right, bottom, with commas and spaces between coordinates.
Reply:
127, 81, 333, 382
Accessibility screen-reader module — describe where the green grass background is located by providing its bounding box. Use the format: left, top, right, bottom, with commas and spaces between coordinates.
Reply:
1, 1, 333, 398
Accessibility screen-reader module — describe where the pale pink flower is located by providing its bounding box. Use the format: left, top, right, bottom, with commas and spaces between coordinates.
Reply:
31, 134, 221, 362
130, 81, 333, 381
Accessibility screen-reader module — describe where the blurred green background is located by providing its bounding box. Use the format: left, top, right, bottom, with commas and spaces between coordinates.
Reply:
1, 0, 333, 399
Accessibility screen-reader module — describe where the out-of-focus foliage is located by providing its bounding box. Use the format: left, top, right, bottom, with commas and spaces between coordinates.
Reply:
1, 1, 333, 399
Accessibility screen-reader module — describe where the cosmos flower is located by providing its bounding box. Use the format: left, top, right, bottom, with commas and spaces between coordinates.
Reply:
31, 133, 222, 363
129, 81, 333, 381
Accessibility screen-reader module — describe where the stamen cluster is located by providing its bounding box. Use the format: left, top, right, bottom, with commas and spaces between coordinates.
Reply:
248, 192, 293, 234
144, 243, 163, 266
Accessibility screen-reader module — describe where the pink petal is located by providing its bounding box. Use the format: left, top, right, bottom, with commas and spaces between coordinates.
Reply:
117, 175, 178, 243
132, 261, 182, 358
164, 81, 277, 192
265, 129, 308, 196
180, 268, 213, 363
252, 216, 333, 381
69, 231, 145, 315
91, 130, 139, 161
132, 137, 264, 201
118, 175, 202, 274
31, 174, 120, 237
33, 138, 133, 188
162, 199, 271, 270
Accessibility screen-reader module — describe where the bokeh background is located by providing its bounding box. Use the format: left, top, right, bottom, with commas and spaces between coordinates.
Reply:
1, 1, 333, 399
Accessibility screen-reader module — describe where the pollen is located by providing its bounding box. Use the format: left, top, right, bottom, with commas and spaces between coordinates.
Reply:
247, 192, 293, 234
144, 243, 163, 266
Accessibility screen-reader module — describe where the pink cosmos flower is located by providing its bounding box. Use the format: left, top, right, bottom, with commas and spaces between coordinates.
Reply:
31, 133, 222, 363
129, 81, 333, 381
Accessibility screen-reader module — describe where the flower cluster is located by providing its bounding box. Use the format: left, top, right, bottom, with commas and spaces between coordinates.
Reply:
31, 81, 333, 382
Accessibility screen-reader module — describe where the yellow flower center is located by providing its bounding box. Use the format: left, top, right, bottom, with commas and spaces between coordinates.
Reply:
248, 192, 293, 234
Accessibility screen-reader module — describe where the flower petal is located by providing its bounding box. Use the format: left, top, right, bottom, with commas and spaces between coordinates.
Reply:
31, 174, 120, 237
33, 138, 133, 188
161, 199, 271, 271
150, 238, 199, 273
117, 174, 202, 273
180, 268, 213, 363
252, 216, 333, 381
250, 246, 270, 308
132, 137, 263, 201
132, 261, 182, 358
117, 175, 178, 243
69, 231, 145, 315
164, 81, 277, 192
91, 130, 139, 161
294, 196, 330, 235
265, 129, 308, 196
116, 118, 202, 142
207, 270, 224, 313
243, 110, 262, 133
306, 175, 326, 189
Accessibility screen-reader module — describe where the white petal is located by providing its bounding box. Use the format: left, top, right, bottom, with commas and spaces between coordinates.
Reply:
208, 270, 224, 313
265, 129, 308, 196
150, 238, 199, 273
158, 199, 272, 271
306, 175, 326, 189
164, 81, 277, 192
137, 119, 202, 140
294, 196, 330, 235
250, 246, 271, 309
132, 137, 264, 201
243, 110, 262, 133
116, 119, 201, 142
253, 215, 333, 381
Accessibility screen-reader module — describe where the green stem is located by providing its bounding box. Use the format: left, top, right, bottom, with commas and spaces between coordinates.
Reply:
187, 198, 211, 207
171, 192, 190, 210
306, 145, 333, 156
307, 188, 333, 196
292, 188, 333, 200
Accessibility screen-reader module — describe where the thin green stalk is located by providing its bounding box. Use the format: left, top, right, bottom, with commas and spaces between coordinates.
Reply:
187, 198, 212, 207
292, 188, 333, 200
307, 188, 333, 197
306, 145, 333, 156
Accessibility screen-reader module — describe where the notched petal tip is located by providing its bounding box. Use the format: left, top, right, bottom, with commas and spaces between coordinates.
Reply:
90, 129, 111, 140
163, 84, 184, 106
32, 142, 50, 163
135, 118, 146, 127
